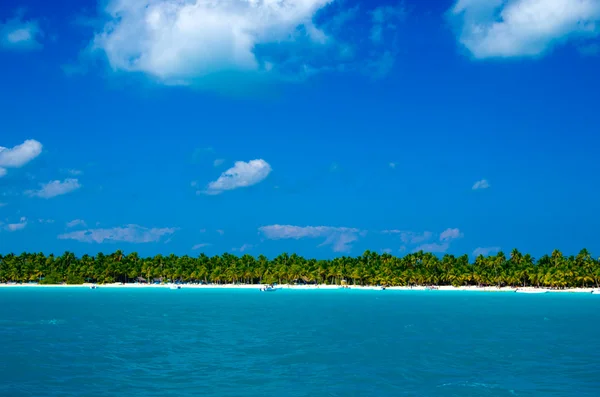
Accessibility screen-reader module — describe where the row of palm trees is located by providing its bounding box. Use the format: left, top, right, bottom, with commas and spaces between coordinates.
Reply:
0, 249, 599, 288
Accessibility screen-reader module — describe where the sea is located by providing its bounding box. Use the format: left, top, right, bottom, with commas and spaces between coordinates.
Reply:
0, 288, 599, 396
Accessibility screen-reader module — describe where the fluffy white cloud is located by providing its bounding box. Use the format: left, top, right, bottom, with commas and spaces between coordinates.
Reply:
0, 139, 42, 176
91, 0, 332, 83
85, 0, 405, 86
204, 159, 271, 195
259, 224, 364, 252
58, 224, 177, 243
472, 179, 490, 190
66, 219, 87, 228
213, 159, 225, 167
473, 246, 501, 256
440, 228, 463, 241
192, 243, 211, 250
5, 217, 27, 232
449, 0, 600, 58
0, 13, 42, 51
26, 178, 81, 199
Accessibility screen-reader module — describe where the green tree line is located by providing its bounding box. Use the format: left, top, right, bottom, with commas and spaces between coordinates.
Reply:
1, 249, 599, 288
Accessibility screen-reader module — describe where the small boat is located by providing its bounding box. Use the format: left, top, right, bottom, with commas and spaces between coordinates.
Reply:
515, 288, 547, 294
260, 285, 278, 292
89, 284, 97, 289
169, 284, 181, 290
591, 289, 600, 295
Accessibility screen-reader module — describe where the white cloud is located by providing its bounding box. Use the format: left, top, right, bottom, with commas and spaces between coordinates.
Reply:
57, 224, 177, 243
473, 246, 501, 256
402, 231, 432, 244
204, 159, 271, 195
382, 230, 433, 245
91, 0, 333, 84
399, 228, 461, 253
472, 179, 490, 190
216, 229, 225, 235
26, 178, 81, 199
66, 169, 83, 176
233, 243, 254, 252
414, 242, 450, 253
259, 224, 364, 252
5, 217, 27, 232
449, 0, 600, 59
0, 12, 43, 51
213, 159, 225, 167
388, 162, 396, 169
383, 228, 461, 251
66, 219, 87, 228
83, 0, 406, 87
0, 139, 42, 177
440, 228, 463, 241
192, 243, 211, 250
38, 219, 54, 224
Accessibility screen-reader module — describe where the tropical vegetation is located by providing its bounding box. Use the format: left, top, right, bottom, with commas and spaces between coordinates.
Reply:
0, 249, 599, 288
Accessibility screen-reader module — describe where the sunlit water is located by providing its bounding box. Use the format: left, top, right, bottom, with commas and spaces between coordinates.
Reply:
0, 288, 599, 396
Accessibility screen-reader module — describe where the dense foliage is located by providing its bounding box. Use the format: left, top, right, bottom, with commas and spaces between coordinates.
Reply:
1, 249, 599, 288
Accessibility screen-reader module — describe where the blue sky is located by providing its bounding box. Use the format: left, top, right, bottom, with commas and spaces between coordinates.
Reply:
1, 0, 600, 259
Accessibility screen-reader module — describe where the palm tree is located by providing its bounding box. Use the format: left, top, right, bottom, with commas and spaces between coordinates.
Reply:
0, 248, 597, 288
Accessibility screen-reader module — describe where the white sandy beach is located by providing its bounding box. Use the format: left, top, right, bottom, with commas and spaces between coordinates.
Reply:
0, 283, 597, 293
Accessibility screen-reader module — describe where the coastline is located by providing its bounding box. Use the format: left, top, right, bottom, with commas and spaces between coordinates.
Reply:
0, 283, 597, 293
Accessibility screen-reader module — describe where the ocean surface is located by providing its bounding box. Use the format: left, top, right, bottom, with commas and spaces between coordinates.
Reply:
0, 288, 599, 397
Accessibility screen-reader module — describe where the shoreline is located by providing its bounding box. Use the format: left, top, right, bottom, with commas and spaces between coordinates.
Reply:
0, 283, 597, 293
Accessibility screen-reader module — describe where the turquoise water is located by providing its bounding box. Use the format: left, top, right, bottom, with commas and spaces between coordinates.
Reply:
0, 289, 599, 396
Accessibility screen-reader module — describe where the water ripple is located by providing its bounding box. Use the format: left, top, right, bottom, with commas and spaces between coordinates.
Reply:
0, 289, 598, 396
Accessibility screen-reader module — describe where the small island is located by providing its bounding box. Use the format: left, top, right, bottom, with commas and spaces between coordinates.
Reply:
0, 249, 599, 292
